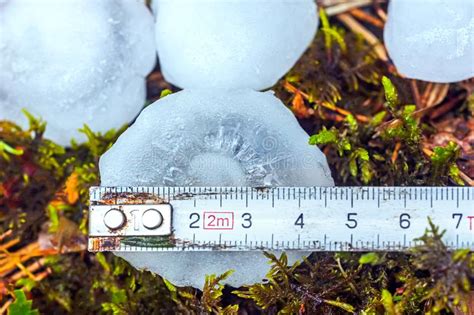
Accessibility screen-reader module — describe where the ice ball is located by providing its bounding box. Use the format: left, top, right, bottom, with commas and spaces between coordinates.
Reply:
0, 0, 156, 145
153, 0, 319, 90
99, 89, 334, 288
384, 0, 474, 83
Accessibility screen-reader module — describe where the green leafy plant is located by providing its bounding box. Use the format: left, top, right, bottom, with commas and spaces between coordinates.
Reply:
8, 290, 39, 315
430, 141, 463, 185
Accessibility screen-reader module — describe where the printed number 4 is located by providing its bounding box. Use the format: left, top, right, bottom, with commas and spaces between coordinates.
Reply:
295, 213, 304, 228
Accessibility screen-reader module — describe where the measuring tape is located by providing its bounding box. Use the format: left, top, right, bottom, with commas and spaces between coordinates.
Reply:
88, 186, 473, 252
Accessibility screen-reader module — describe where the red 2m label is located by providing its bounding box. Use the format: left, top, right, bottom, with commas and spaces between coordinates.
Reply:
203, 212, 234, 230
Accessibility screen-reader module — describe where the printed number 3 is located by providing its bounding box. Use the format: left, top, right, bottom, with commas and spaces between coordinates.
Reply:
242, 213, 252, 228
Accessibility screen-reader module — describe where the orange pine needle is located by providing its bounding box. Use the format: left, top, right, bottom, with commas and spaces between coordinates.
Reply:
292, 92, 311, 119
337, 13, 388, 62
391, 142, 401, 164
349, 8, 384, 28
65, 172, 80, 204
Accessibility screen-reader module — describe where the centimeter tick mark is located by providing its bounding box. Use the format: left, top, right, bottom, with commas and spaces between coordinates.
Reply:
219, 187, 222, 207
298, 189, 301, 208
430, 189, 433, 208
245, 188, 249, 207
351, 190, 354, 208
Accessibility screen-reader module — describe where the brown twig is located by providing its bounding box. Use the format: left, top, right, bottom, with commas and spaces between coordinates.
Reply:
349, 8, 384, 28
0, 300, 12, 314
420, 82, 433, 107
284, 81, 369, 122
324, 0, 373, 16
391, 142, 401, 164
373, 0, 388, 22
429, 93, 466, 120
8, 258, 46, 282
0, 231, 12, 243
337, 13, 388, 61
410, 80, 421, 108
425, 84, 450, 108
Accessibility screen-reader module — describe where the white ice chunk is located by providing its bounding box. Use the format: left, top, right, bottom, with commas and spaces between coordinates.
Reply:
0, 0, 156, 145
153, 0, 318, 90
384, 0, 474, 83
100, 89, 334, 288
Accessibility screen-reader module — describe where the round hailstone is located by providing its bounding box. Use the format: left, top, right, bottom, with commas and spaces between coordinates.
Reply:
384, 0, 474, 83
0, 0, 156, 145
153, 0, 318, 90
99, 89, 334, 288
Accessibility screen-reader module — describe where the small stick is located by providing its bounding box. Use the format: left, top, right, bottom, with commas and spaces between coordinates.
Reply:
8, 258, 46, 282
374, 0, 388, 22
429, 92, 466, 120
420, 82, 433, 107
337, 13, 388, 61
284, 82, 369, 122
459, 171, 474, 187
33, 268, 51, 282
391, 142, 401, 164
325, 0, 373, 17
425, 83, 449, 108
410, 80, 421, 108
349, 8, 384, 28
14, 262, 36, 281
0, 231, 12, 243
322, 111, 346, 122
0, 238, 20, 252
0, 299, 12, 314
320, 101, 369, 122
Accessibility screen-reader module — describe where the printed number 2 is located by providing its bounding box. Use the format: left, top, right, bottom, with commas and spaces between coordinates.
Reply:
295, 213, 304, 228
189, 213, 200, 228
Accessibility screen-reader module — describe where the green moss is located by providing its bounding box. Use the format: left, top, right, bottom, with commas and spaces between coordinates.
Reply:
2, 9, 472, 315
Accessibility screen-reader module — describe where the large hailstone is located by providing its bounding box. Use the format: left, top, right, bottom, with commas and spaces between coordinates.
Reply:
0, 0, 156, 145
100, 89, 334, 288
384, 0, 474, 83
153, 0, 318, 90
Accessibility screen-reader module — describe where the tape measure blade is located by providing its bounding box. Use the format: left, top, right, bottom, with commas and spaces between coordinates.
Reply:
88, 186, 473, 252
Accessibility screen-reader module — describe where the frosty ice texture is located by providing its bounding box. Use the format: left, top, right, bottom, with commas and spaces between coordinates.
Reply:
384, 0, 474, 83
100, 89, 334, 288
153, 0, 318, 90
0, 0, 156, 145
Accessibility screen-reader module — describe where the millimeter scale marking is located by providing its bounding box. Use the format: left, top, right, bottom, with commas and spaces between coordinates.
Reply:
88, 186, 473, 252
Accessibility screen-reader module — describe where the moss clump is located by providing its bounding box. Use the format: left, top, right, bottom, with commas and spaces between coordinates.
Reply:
1, 6, 472, 315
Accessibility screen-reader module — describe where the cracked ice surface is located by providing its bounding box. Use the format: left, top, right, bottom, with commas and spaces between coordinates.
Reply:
0, 0, 156, 145
153, 0, 318, 90
384, 0, 474, 83
100, 89, 334, 288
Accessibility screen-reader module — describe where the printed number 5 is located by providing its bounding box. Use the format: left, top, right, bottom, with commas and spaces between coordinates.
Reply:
346, 213, 358, 229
